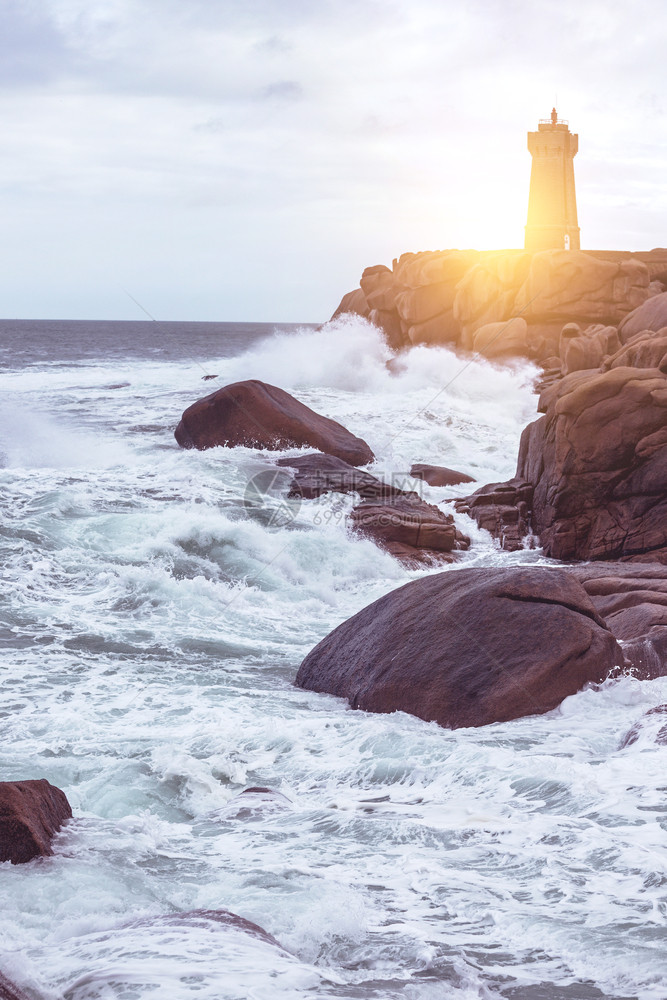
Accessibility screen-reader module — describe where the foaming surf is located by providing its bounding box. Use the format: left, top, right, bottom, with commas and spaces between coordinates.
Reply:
0, 404, 132, 470
219, 316, 538, 485
1, 318, 664, 1000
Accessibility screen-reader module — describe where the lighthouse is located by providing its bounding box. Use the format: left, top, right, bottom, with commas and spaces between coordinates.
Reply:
525, 108, 580, 251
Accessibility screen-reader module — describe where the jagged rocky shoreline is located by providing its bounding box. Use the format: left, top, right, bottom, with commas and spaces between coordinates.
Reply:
169, 250, 667, 717
165, 248, 667, 724
332, 246, 667, 361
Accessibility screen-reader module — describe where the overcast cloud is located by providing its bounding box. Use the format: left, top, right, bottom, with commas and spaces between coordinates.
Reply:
1, 0, 666, 321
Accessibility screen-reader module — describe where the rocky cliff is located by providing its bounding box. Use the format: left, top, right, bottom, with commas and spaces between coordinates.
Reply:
334, 247, 667, 364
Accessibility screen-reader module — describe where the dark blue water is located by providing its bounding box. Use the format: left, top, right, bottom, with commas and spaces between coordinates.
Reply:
0, 318, 304, 368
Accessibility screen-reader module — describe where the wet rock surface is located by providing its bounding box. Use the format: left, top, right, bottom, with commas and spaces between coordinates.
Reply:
0, 972, 34, 1000
333, 248, 666, 362
570, 563, 667, 679
0, 779, 72, 864
455, 479, 534, 552
296, 567, 623, 729
348, 494, 469, 567
130, 909, 283, 948
175, 379, 374, 466
276, 452, 398, 500
409, 463, 475, 487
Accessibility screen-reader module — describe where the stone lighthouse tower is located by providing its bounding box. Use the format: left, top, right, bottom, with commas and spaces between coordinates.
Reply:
525, 108, 580, 250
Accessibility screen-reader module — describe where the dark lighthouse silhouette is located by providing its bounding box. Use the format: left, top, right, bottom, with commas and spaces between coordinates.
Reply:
525, 108, 580, 251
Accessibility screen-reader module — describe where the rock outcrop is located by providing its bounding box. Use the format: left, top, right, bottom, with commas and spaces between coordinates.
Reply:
0, 779, 72, 864
518, 365, 667, 562
359, 264, 404, 350
334, 248, 658, 364
559, 322, 621, 375
602, 329, 667, 372
276, 452, 397, 500
296, 567, 623, 729
394, 250, 480, 347
410, 463, 475, 487
331, 287, 370, 321
348, 494, 469, 566
175, 380, 374, 466
618, 291, 667, 341
569, 562, 667, 679
455, 480, 534, 552
461, 353, 667, 565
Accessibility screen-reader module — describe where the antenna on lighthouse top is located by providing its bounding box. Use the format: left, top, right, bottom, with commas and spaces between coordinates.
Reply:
551, 107, 558, 124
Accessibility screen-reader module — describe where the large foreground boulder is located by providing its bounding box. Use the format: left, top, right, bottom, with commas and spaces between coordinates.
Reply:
0, 779, 72, 864
174, 380, 374, 466
296, 568, 623, 729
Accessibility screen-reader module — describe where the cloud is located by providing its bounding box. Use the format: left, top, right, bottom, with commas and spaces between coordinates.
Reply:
0, 0, 72, 84
0, 0, 666, 319
259, 80, 303, 102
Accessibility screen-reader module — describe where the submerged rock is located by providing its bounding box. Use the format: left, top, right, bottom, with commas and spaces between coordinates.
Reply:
130, 909, 283, 948
0, 972, 33, 1000
219, 787, 293, 819
619, 704, 667, 748
296, 567, 623, 729
0, 779, 72, 864
174, 379, 374, 466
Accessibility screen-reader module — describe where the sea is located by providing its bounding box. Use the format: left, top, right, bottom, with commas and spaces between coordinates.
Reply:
0, 316, 665, 1000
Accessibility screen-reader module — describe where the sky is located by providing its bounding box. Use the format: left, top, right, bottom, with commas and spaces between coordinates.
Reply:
2, 0, 666, 322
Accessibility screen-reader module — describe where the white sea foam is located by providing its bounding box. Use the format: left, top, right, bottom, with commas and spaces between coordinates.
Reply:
217, 316, 539, 486
0, 403, 132, 469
